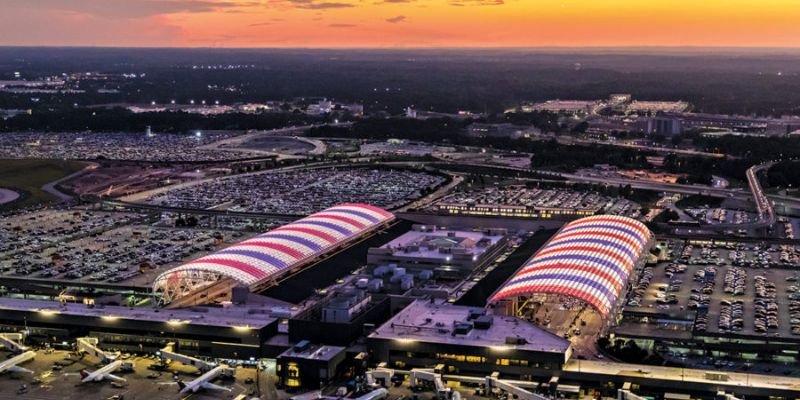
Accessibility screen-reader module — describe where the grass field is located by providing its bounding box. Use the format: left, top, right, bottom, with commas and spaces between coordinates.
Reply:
0, 159, 87, 209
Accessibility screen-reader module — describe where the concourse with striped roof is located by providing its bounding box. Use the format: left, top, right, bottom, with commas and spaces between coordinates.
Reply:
153, 203, 395, 306
489, 215, 654, 319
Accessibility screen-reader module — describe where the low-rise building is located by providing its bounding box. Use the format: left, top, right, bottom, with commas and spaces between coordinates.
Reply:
367, 225, 509, 279
435, 202, 599, 220
367, 300, 571, 378
277, 340, 348, 389
466, 123, 540, 139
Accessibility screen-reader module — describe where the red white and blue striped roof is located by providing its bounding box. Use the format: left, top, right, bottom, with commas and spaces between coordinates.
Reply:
154, 203, 394, 290
489, 215, 652, 316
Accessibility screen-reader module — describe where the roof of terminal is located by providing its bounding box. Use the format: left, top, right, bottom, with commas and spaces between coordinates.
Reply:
489, 215, 652, 316
0, 298, 287, 329
279, 343, 347, 361
153, 203, 394, 303
376, 228, 505, 260
369, 300, 570, 354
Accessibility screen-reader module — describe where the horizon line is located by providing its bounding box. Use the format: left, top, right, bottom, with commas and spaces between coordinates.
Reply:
3, 45, 800, 52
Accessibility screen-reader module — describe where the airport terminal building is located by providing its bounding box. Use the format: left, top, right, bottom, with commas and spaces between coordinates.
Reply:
490, 214, 654, 329
0, 203, 397, 361
368, 215, 654, 377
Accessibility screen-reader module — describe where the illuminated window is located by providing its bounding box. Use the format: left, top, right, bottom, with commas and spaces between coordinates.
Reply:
286, 362, 300, 387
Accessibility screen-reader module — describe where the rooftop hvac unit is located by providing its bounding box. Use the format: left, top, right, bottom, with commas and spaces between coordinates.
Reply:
473, 316, 493, 330
418, 270, 434, 280
294, 340, 311, 352
505, 336, 528, 345
452, 321, 473, 336
467, 309, 487, 320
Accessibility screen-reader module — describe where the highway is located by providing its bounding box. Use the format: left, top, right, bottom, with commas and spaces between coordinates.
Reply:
453, 161, 750, 199
450, 161, 800, 211
746, 161, 777, 226
554, 135, 728, 158
100, 198, 303, 220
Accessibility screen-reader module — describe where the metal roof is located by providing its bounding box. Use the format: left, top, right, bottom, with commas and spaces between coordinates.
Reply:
153, 203, 394, 304
489, 215, 652, 316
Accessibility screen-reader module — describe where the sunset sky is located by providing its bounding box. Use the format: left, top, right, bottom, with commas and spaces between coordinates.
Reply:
1, 0, 799, 48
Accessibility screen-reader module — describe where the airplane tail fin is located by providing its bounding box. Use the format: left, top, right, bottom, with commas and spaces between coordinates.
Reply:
177, 380, 186, 391
79, 370, 89, 379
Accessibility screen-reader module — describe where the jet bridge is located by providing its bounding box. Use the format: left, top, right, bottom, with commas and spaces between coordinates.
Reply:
76, 337, 117, 363
409, 369, 461, 400
366, 367, 395, 388
0, 332, 29, 354
159, 342, 216, 372
485, 376, 549, 400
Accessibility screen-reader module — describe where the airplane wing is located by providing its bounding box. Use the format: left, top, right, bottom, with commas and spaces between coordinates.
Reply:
201, 382, 232, 392
8, 366, 34, 374
106, 374, 127, 382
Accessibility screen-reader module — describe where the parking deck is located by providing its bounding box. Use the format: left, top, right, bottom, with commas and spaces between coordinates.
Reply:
620, 239, 800, 342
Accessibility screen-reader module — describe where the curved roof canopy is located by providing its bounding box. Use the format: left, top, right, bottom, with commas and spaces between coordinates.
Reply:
489, 215, 652, 316
153, 203, 394, 304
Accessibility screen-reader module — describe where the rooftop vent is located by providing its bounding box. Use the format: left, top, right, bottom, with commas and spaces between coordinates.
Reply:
294, 340, 311, 352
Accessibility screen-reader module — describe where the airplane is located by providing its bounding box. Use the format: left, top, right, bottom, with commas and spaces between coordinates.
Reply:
171, 365, 234, 394
71, 360, 132, 384
0, 351, 36, 375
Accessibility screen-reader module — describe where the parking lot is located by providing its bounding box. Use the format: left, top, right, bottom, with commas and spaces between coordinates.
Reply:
432, 185, 641, 218
0, 208, 258, 286
626, 239, 800, 339
0, 131, 256, 162
2, 225, 252, 286
0, 210, 146, 258
147, 167, 446, 214
684, 207, 758, 225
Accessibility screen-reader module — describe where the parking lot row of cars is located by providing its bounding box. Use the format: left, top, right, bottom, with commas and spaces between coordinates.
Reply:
787, 274, 800, 335
626, 266, 654, 307
753, 275, 780, 333
691, 265, 719, 333
723, 267, 746, 296
718, 299, 745, 333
